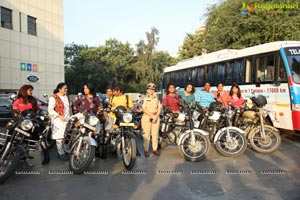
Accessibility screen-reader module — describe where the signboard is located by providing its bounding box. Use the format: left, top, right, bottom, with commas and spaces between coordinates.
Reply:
26, 75, 39, 83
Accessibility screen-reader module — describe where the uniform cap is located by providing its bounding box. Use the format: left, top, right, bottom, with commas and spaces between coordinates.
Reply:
147, 83, 156, 90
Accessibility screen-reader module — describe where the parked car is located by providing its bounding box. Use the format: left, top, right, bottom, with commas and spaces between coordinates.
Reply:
0, 95, 48, 125
0, 97, 13, 125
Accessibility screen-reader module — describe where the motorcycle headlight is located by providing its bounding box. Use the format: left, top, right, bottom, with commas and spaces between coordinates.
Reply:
123, 113, 133, 123
227, 110, 234, 118
88, 115, 99, 126
21, 119, 33, 131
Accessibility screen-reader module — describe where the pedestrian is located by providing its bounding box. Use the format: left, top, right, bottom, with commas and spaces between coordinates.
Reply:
141, 83, 162, 157
48, 82, 71, 160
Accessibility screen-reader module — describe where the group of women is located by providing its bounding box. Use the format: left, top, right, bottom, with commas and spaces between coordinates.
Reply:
162, 82, 245, 113
11, 81, 245, 162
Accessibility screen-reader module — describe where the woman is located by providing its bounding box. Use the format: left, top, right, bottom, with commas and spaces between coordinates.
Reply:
196, 82, 215, 109
142, 83, 162, 157
73, 83, 102, 114
228, 83, 245, 108
102, 86, 113, 108
214, 82, 229, 108
162, 83, 181, 113
48, 83, 70, 160
13, 84, 49, 165
179, 83, 196, 105
12, 84, 39, 115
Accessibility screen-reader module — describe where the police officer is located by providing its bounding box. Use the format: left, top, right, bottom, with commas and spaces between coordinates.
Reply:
142, 83, 162, 157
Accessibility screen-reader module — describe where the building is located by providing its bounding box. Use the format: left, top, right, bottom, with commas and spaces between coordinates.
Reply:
0, 0, 64, 97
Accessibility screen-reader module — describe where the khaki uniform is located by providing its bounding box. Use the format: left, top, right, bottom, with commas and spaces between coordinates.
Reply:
141, 94, 162, 151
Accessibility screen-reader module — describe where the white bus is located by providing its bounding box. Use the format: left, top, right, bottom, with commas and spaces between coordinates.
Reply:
162, 41, 300, 131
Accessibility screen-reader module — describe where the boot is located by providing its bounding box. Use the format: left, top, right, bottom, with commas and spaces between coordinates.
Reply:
41, 148, 50, 165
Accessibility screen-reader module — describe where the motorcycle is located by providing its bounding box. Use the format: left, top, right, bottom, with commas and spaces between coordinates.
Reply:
177, 101, 210, 162
160, 100, 210, 162
97, 105, 137, 170
195, 98, 247, 157
0, 109, 50, 184
64, 94, 99, 174
231, 93, 281, 153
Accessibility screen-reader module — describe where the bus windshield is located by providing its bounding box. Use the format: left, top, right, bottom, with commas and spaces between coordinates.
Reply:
284, 47, 300, 84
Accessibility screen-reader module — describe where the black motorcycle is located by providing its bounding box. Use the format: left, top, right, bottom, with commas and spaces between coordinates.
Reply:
97, 106, 137, 170
0, 109, 50, 184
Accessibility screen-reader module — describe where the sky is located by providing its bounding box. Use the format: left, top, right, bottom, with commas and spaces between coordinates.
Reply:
64, 0, 220, 52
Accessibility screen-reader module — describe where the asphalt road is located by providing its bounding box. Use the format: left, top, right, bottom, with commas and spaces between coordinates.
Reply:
0, 128, 300, 200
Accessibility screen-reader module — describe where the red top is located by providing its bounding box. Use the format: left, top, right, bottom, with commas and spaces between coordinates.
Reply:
214, 91, 229, 108
228, 96, 244, 108
13, 98, 39, 112
162, 94, 180, 112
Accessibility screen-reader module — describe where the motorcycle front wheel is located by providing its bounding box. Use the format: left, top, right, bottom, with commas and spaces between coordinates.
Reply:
178, 131, 210, 162
0, 147, 21, 184
215, 129, 247, 157
122, 137, 136, 170
248, 125, 281, 154
69, 138, 95, 174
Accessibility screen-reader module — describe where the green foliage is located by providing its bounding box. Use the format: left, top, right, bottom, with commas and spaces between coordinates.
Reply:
64, 28, 176, 94
179, 0, 300, 58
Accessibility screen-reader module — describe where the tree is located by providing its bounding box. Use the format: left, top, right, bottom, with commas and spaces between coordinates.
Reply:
178, 0, 300, 58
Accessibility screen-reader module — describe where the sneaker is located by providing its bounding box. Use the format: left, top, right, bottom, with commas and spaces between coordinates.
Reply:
153, 150, 160, 156
144, 151, 149, 157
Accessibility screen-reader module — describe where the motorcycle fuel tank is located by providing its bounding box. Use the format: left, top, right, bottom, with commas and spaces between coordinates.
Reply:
242, 110, 256, 120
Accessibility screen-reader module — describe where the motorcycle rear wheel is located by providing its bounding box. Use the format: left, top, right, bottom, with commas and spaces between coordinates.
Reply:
122, 137, 136, 170
215, 129, 247, 157
0, 148, 21, 184
69, 138, 95, 174
249, 125, 281, 154
178, 131, 210, 162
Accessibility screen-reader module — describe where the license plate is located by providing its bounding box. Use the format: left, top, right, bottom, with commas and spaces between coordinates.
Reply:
120, 122, 134, 127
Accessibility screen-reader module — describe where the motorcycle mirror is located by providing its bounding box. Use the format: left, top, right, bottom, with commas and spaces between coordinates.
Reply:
10, 94, 17, 101
43, 93, 49, 99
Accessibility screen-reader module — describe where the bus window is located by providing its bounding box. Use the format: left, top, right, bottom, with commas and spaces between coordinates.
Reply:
191, 68, 197, 83
196, 67, 205, 86
236, 59, 245, 84
208, 65, 214, 84
215, 63, 225, 85
278, 56, 287, 82
163, 73, 170, 88
255, 54, 275, 82
226, 61, 235, 84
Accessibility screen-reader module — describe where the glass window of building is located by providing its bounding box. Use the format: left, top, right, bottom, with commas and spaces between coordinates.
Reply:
27, 15, 37, 35
1, 7, 12, 29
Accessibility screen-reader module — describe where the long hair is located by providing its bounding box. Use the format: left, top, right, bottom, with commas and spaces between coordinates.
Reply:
184, 83, 195, 94
53, 82, 67, 94
82, 83, 96, 97
229, 83, 242, 98
166, 83, 175, 95
17, 84, 38, 110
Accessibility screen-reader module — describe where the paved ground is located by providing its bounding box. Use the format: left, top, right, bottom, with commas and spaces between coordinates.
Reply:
0, 127, 300, 200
